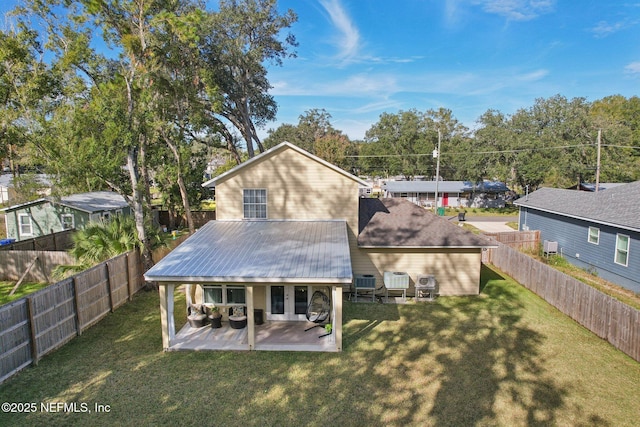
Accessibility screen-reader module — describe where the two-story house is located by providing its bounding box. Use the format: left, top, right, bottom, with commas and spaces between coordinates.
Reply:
145, 142, 495, 352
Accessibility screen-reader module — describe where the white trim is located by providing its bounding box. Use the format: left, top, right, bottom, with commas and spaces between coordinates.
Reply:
587, 226, 600, 245
61, 213, 75, 230
614, 234, 630, 267
266, 285, 312, 321
202, 142, 371, 188
18, 213, 33, 237
243, 188, 268, 219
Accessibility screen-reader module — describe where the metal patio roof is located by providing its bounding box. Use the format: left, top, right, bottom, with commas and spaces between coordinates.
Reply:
144, 220, 353, 284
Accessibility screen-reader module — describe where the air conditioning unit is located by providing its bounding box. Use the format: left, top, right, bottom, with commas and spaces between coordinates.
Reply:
383, 271, 410, 304
383, 271, 410, 289
543, 240, 558, 257
353, 274, 377, 302
354, 274, 376, 289
415, 274, 437, 302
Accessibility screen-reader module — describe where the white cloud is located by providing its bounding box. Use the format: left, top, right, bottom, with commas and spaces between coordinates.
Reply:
591, 19, 639, 38
624, 62, 640, 75
319, 0, 361, 62
481, 0, 555, 20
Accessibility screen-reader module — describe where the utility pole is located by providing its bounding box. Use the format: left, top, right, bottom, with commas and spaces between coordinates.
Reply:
433, 130, 442, 212
595, 129, 602, 192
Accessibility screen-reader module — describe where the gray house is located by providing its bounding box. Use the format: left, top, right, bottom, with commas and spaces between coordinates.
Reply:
382, 180, 510, 208
515, 181, 640, 293
2, 191, 131, 241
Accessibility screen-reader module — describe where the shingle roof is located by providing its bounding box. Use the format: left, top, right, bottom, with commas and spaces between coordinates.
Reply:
144, 220, 353, 283
514, 181, 640, 231
358, 198, 497, 248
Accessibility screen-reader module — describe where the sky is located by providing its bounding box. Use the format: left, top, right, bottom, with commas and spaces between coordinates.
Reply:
265, 0, 640, 140
1, 1, 639, 142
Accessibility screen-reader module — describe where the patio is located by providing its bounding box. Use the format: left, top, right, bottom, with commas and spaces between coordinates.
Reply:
169, 320, 338, 352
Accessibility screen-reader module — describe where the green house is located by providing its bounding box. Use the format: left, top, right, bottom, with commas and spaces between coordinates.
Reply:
2, 191, 131, 241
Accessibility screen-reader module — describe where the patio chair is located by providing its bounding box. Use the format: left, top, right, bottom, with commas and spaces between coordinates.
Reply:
304, 290, 332, 337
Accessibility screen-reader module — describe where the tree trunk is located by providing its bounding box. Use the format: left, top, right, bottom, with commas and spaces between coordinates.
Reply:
163, 133, 195, 234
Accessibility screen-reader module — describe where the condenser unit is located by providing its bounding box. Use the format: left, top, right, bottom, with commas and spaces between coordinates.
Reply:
353, 274, 377, 302
383, 271, 409, 303
415, 274, 437, 302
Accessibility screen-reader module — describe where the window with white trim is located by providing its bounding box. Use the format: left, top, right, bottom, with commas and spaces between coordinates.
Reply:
588, 226, 599, 245
614, 234, 629, 267
18, 214, 33, 237
243, 189, 267, 219
61, 214, 75, 230
203, 285, 246, 306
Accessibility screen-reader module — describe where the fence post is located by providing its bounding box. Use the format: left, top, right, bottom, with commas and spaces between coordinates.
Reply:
72, 277, 83, 336
26, 296, 39, 366
126, 252, 133, 301
106, 261, 115, 312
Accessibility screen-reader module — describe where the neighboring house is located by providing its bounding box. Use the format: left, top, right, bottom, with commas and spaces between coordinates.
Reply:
0, 174, 51, 205
383, 180, 510, 208
2, 191, 131, 241
515, 181, 640, 293
145, 142, 496, 353
567, 182, 626, 192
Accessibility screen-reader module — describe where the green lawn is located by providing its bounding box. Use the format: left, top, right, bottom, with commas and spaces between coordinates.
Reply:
0, 281, 49, 305
1, 265, 638, 426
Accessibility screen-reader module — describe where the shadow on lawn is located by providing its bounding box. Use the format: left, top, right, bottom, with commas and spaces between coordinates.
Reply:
0, 273, 618, 426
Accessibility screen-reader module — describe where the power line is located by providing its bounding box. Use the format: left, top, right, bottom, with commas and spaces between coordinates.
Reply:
346, 144, 599, 158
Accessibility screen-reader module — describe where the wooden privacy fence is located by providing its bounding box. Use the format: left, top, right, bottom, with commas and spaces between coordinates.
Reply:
0, 229, 75, 251
482, 230, 540, 251
0, 250, 144, 384
484, 242, 640, 363
0, 251, 75, 282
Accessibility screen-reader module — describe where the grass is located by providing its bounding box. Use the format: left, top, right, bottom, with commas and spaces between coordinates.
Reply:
534, 253, 640, 311
0, 281, 49, 305
1, 265, 639, 426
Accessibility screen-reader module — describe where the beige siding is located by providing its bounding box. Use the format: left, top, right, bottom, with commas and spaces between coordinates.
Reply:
351, 248, 482, 296
215, 148, 360, 236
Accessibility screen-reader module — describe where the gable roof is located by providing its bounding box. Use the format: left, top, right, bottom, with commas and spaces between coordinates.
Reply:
514, 181, 640, 231
358, 198, 497, 248
144, 220, 353, 284
202, 141, 370, 188
1, 191, 128, 214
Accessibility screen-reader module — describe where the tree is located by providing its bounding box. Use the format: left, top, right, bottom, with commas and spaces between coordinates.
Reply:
362, 108, 467, 180
205, 0, 297, 158
264, 108, 354, 170
0, 25, 59, 175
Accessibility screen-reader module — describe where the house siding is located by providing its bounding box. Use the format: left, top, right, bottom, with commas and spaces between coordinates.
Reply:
352, 248, 482, 296
5, 202, 131, 241
215, 147, 361, 278
519, 207, 640, 293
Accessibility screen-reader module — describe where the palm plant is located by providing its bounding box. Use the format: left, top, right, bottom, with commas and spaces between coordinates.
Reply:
54, 215, 158, 278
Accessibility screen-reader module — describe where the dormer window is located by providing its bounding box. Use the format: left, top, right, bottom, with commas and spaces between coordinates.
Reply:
243, 189, 267, 219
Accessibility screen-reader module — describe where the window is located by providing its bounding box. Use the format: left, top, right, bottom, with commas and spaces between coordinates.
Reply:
203, 285, 246, 306
615, 234, 629, 267
203, 286, 223, 305
243, 189, 267, 219
61, 214, 75, 230
226, 286, 246, 304
588, 227, 600, 245
18, 214, 33, 237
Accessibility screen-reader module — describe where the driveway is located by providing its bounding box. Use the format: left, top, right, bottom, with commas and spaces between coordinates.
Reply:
457, 216, 518, 233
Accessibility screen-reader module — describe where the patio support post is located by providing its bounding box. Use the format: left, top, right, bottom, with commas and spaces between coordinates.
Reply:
332, 285, 343, 352
159, 284, 176, 350
246, 285, 255, 350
